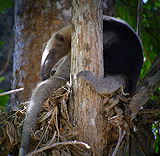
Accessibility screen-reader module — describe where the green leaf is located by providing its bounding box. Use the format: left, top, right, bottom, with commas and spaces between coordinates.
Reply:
0, 5, 6, 13
0, 41, 5, 48
155, 137, 160, 153
0, 89, 9, 108
0, 0, 13, 8
0, 76, 5, 83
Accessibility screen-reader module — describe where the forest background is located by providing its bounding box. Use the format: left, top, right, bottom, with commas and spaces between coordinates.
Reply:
0, 0, 160, 155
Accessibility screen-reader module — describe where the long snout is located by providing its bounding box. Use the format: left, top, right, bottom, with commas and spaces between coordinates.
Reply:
41, 48, 60, 81
41, 26, 71, 81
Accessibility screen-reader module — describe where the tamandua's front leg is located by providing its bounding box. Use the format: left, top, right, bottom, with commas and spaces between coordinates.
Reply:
77, 71, 129, 95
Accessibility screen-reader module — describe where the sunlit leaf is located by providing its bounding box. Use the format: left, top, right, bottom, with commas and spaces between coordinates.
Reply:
0, 76, 5, 82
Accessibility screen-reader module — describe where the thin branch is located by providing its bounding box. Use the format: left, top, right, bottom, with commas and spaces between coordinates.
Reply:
119, 0, 160, 15
137, 0, 143, 37
0, 112, 17, 125
0, 34, 14, 76
26, 141, 90, 156
112, 130, 126, 156
144, 27, 160, 45
143, 46, 153, 65
119, 0, 138, 10
0, 88, 24, 96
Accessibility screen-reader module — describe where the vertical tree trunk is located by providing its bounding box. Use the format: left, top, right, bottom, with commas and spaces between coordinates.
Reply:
12, 0, 71, 105
71, 0, 103, 155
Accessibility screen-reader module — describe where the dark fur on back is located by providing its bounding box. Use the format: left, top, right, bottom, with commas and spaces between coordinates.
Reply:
103, 16, 143, 94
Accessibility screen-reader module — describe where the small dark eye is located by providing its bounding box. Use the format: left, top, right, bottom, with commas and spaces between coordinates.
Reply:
51, 70, 56, 76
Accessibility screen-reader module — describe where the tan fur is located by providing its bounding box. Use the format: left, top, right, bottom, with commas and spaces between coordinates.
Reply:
41, 26, 71, 81
19, 26, 71, 156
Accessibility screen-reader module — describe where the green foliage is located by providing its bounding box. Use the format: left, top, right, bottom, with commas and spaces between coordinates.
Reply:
0, 41, 5, 48
0, 0, 13, 110
0, 0, 13, 13
116, 0, 160, 154
0, 89, 9, 109
0, 77, 9, 111
0, 41, 5, 57
116, 0, 160, 79
153, 122, 160, 153
0, 76, 5, 82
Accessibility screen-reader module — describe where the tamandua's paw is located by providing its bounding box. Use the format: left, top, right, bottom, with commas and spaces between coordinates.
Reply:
77, 71, 129, 95
77, 71, 98, 91
77, 70, 93, 79
77, 71, 93, 81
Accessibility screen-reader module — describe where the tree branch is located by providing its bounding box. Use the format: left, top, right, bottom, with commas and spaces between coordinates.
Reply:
137, 0, 143, 37
143, 46, 153, 65
130, 54, 160, 118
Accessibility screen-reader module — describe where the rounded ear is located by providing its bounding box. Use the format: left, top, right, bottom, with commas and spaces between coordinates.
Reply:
55, 33, 65, 42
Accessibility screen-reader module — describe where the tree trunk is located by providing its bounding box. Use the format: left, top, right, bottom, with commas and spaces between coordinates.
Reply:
71, 0, 103, 155
12, 0, 71, 105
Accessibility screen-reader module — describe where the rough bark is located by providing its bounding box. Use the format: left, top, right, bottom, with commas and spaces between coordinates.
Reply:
71, 0, 103, 155
12, 0, 71, 105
